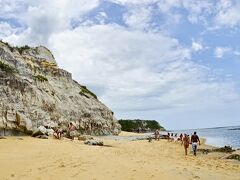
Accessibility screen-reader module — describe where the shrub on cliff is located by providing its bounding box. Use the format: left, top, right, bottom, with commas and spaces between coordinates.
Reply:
0, 40, 14, 52
0, 40, 31, 54
0, 60, 15, 73
79, 86, 97, 99
16, 45, 31, 54
34, 74, 48, 82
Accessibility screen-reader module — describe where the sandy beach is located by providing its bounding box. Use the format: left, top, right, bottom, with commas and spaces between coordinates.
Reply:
0, 132, 239, 180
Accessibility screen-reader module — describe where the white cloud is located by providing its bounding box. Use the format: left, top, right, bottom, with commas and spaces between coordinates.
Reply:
234, 51, 240, 56
48, 24, 239, 112
214, 0, 240, 27
214, 47, 231, 58
0, 0, 25, 18
123, 6, 152, 30
3, 0, 100, 46
107, 0, 159, 5
191, 41, 203, 52
0, 22, 17, 38
95, 12, 108, 24
114, 0, 240, 29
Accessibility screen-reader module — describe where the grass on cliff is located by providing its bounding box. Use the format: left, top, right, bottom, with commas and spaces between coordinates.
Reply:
79, 86, 97, 99
1, 40, 31, 54
34, 74, 48, 82
16, 45, 31, 54
0, 60, 15, 73
1, 40, 14, 52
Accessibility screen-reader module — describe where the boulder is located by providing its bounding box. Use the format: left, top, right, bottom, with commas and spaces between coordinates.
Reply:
226, 154, 240, 161
213, 146, 235, 153
32, 126, 47, 137
78, 135, 94, 141
0, 136, 6, 139
197, 148, 212, 154
46, 128, 54, 136
84, 139, 104, 146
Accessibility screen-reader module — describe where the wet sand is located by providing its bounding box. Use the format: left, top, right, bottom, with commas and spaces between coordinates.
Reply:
0, 132, 239, 180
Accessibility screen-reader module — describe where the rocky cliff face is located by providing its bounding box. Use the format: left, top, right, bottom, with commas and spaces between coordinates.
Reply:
0, 41, 121, 136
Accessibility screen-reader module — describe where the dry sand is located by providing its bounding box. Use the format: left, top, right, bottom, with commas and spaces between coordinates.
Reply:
0, 132, 239, 180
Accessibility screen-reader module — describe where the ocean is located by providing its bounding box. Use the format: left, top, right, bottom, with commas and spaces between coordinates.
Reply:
169, 125, 240, 149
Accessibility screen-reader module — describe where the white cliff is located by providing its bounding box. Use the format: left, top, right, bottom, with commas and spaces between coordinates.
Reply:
0, 41, 121, 136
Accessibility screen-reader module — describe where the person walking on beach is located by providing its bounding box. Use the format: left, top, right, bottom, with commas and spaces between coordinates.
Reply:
68, 122, 76, 141
167, 132, 170, 141
182, 134, 190, 155
154, 129, 160, 141
191, 131, 200, 156
179, 133, 183, 142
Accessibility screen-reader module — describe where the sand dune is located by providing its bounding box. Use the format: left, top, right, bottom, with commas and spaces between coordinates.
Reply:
0, 132, 239, 180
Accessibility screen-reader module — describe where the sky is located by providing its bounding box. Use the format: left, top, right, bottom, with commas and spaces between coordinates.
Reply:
0, 0, 240, 130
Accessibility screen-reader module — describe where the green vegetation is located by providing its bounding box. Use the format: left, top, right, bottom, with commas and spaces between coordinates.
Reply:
0, 40, 14, 52
1, 40, 31, 54
51, 91, 55, 96
34, 74, 48, 82
118, 119, 165, 132
16, 45, 31, 54
79, 86, 97, 99
0, 60, 15, 73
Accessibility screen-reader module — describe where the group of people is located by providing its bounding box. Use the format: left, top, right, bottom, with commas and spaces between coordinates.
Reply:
53, 122, 77, 140
166, 131, 201, 156
178, 132, 200, 156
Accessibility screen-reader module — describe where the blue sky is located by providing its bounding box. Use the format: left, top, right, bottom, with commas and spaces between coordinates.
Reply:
1, 0, 240, 129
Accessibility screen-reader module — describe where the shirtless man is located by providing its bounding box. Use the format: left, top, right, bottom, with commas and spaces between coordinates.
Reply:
191, 131, 200, 156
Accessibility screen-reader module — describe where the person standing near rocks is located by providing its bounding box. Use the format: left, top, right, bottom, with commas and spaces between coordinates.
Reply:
191, 131, 200, 156
68, 122, 76, 141
53, 128, 63, 139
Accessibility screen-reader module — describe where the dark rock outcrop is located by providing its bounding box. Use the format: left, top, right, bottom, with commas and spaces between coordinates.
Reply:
213, 146, 235, 153
84, 139, 104, 146
226, 154, 240, 161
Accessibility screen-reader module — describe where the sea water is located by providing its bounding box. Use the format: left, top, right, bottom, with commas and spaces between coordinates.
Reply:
169, 125, 240, 149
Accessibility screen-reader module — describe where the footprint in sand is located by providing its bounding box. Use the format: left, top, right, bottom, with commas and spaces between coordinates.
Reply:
38, 167, 45, 171
193, 175, 200, 179
207, 164, 213, 168
72, 163, 81, 168
59, 163, 65, 168
71, 173, 79, 177
150, 175, 155, 178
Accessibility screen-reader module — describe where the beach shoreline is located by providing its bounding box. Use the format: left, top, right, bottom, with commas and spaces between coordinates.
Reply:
0, 132, 239, 180
167, 126, 240, 149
